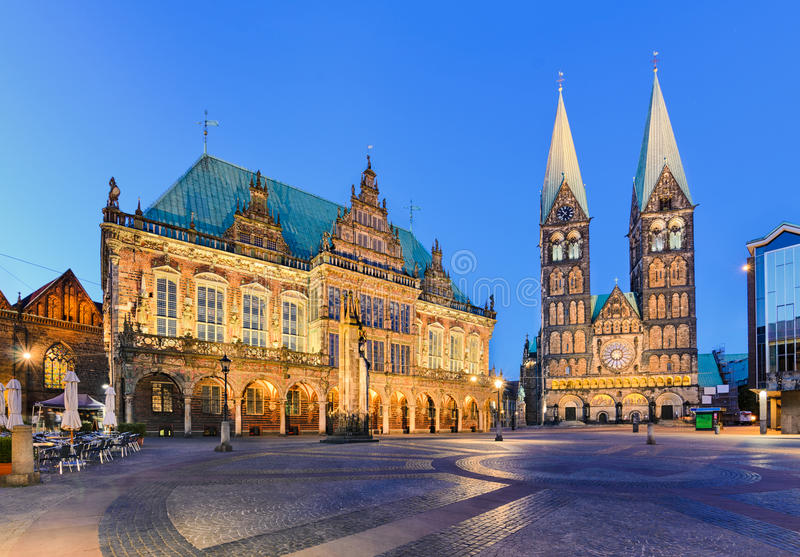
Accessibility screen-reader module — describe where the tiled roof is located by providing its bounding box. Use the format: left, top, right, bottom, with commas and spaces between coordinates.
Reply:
144, 155, 469, 301
590, 290, 641, 321
541, 89, 588, 223
634, 72, 692, 211
697, 353, 723, 387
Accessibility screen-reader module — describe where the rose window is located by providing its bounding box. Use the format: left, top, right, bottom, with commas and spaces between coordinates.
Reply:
601, 341, 634, 371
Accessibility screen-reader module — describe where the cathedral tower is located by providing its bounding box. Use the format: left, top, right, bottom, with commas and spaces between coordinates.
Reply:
540, 86, 593, 409
629, 70, 697, 378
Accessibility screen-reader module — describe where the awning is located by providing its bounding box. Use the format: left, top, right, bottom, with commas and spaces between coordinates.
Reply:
35, 393, 104, 410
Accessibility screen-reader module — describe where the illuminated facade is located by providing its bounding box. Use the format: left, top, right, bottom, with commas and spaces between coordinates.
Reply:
533, 71, 701, 423
101, 155, 497, 435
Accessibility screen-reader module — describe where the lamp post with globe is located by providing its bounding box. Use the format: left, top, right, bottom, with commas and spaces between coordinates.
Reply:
494, 378, 504, 441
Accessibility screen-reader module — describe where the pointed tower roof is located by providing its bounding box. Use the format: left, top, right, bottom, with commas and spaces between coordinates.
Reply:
541, 88, 588, 224
634, 71, 691, 210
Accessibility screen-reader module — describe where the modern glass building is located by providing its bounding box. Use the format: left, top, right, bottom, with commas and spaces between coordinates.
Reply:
746, 222, 800, 433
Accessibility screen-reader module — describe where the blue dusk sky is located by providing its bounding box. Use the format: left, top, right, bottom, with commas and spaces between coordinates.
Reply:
0, 2, 796, 379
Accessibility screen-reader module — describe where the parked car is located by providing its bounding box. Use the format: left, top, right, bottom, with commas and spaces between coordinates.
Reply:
736, 411, 757, 424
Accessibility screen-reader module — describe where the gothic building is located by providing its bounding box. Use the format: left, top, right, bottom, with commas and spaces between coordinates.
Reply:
0, 270, 107, 414
530, 70, 700, 423
101, 154, 498, 436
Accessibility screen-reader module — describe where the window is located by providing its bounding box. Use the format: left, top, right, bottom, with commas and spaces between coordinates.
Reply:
401, 304, 411, 333
358, 294, 384, 328
242, 290, 267, 347
44, 343, 74, 389
450, 332, 464, 372
650, 224, 666, 252
391, 343, 410, 374
156, 277, 177, 337
245, 387, 264, 415
286, 389, 300, 416
468, 337, 480, 373
266, 239, 277, 251
390, 302, 400, 331
253, 236, 263, 248
365, 339, 385, 372
669, 224, 683, 250
239, 232, 250, 243
329, 333, 339, 367
151, 382, 173, 413
328, 287, 341, 320
201, 385, 221, 414
428, 327, 443, 369
373, 297, 384, 329
197, 285, 225, 342
282, 298, 305, 351
567, 231, 582, 260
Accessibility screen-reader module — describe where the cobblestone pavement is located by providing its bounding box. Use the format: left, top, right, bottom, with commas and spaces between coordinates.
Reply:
2, 427, 800, 556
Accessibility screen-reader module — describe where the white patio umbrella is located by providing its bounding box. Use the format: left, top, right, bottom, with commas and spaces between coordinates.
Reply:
0, 382, 7, 429
61, 370, 82, 443
6, 378, 24, 429
102, 386, 117, 429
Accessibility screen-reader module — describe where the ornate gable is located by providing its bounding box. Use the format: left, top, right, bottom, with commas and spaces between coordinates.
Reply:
224, 170, 291, 255
327, 156, 406, 272
422, 239, 454, 302
543, 180, 589, 226
642, 165, 692, 214
21, 269, 102, 326
592, 286, 641, 331
0, 289, 11, 310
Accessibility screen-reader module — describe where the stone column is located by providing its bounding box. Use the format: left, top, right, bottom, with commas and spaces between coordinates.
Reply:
434, 405, 440, 433
234, 399, 242, 437
279, 399, 286, 435
457, 406, 463, 433
125, 395, 134, 423
184, 395, 192, 437
408, 405, 416, 433
3, 426, 39, 486
318, 401, 326, 434
382, 403, 389, 434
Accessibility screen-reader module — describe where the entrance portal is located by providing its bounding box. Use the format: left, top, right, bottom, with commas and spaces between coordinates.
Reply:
565, 407, 577, 421
661, 405, 674, 420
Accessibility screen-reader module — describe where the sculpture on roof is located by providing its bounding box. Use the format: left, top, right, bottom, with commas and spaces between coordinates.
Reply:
107, 177, 120, 208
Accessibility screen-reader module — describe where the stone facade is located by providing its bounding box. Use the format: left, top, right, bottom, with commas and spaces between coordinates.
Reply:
0, 270, 107, 415
101, 155, 498, 435
529, 74, 700, 424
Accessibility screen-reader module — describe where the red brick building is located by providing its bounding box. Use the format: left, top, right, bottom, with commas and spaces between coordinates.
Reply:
0, 270, 107, 416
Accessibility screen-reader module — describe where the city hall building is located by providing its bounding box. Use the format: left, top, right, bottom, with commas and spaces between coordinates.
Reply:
527, 70, 701, 423
101, 155, 497, 436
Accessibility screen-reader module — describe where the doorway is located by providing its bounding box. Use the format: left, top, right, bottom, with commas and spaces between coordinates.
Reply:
565, 406, 577, 421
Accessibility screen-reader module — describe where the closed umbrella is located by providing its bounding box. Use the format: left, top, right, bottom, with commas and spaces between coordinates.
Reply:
102, 386, 117, 429
0, 382, 7, 429
61, 371, 82, 443
6, 379, 23, 429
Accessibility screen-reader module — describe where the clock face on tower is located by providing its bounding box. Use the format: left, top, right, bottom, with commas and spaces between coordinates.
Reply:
556, 205, 574, 222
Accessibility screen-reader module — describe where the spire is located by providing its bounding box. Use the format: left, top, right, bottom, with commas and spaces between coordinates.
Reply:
634, 71, 691, 210
541, 85, 588, 223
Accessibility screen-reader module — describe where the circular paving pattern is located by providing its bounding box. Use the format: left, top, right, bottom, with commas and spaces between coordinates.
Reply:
459, 454, 762, 489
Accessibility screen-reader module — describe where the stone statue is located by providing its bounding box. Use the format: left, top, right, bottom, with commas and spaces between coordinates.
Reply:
108, 177, 120, 207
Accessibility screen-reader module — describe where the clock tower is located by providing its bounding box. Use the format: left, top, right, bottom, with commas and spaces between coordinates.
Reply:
540, 86, 593, 420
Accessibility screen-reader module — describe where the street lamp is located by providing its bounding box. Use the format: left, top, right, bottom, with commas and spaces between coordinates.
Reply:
215, 354, 233, 452
23, 352, 31, 360
219, 354, 231, 423
494, 378, 503, 441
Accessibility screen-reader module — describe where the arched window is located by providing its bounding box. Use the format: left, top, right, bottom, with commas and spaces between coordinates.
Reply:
650, 221, 666, 252
668, 218, 684, 250
671, 293, 680, 318
575, 330, 586, 353
677, 324, 690, 348
663, 325, 676, 348
556, 302, 565, 325
550, 332, 561, 354
680, 293, 690, 317
648, 295, 658, 319
569, 301, 577, 324
648, 259, 666, 288
549, 303, 557, 326
670, 257, 688, 286
567, 231, 582, 260
649, 326, 662, 349
44, 343, 74, 389
550, 233, 565, 262
568, 267, 583, 294
562, 331, 573, 354
657, 295, 666, 319
549, 269, 564, 296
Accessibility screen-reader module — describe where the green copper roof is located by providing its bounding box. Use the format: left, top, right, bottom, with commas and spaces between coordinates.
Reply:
697, 353, 723, 387
541, 89, 588, 224
144, 155, 471, 301
590, 289, 640, 322
634, 72, 692, 210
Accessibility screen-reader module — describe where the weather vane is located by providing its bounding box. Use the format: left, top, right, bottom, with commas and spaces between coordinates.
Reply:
557, 71, 565, 92
197, 110, 219, 155
652, 50, 659, 72
404, 199, 421, 233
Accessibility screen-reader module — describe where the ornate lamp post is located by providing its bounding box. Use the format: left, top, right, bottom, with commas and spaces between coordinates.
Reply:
215, 354, 233, 452
494, 378, 503, 441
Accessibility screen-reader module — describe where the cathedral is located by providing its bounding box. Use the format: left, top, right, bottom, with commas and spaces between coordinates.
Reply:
528, 69, 700, 424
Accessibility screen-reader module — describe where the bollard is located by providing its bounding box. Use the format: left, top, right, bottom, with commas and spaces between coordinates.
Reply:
215, 421, 233, 452
646, 423, 656, 445
632, 422, 639, 433
2, 425, 40, 487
